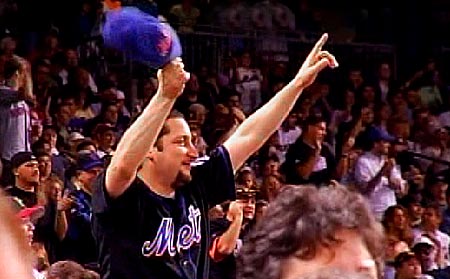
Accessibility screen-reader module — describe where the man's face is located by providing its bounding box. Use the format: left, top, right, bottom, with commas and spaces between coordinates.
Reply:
16, 161, 40, 184
104, 105, 119, 124
396, 258, 422, 279
374, 140, 390, 155
42, 129, 57, 148
408, 203, 423, 221
349, 70, 363, 85
361, 108, 374, 124
422, 208, 441, 229
263, 160, 280, 177
431, 182, 448, 205
35, 65, 50, 86
362, 86, 375, 102
392, 208, 407, 230
238, 197, 256, 220
98, 130, 116, 149
308, 122, 327, 142
21, 218, 34, 246
66, 50, 78, 67
228, 95, 241, 108
280, 230, 377, 279
154, 118, 199, 189
414, 245, 435, 269
37, 155, 52, 179
57, 105, 72, 125
189, 107, 207, 125
79, 167, 103, 187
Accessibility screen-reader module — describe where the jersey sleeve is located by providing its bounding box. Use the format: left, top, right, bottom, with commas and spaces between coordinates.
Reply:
193, 146, 236, 208
91, 172, 113, 214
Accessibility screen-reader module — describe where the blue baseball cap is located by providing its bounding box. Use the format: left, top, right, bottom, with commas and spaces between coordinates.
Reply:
366, 126, 396, 143
77, 152, 104, 171
103, 7, 182, 69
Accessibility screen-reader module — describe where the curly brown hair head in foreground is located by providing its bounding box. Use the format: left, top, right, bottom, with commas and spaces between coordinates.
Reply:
237, 184, 385, 279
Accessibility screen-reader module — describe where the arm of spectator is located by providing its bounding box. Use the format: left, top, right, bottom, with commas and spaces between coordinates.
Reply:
334, 155, 349, 182
54, 210, 68, 241
54, 193, 72, 240
209, 201, 243, 261
388, 161, 407, 197
354, 157, 389, 195
223, 34, 338, 171
334, 137, 355, 180
295, 142, 321, 180
106, 59, 189, 198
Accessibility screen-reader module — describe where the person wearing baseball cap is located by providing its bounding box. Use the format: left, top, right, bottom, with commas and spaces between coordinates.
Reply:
354, 126, 407, 220
61, 152, 104, 265
5, 152, 40, 207
394, 251, 433, 279
9, 197, 46, 279
9, 197, 45, 246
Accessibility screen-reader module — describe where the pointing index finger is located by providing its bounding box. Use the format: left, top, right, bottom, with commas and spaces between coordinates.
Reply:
308, 33, 328, 61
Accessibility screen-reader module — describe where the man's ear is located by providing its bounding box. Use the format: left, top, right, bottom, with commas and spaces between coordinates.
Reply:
147, 147, 157, 161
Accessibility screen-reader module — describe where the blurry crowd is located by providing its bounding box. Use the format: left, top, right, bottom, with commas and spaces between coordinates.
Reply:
2, 1, 450, 279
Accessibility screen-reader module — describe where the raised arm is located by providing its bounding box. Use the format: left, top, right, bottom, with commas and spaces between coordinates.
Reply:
223, 34, 338, 171
105, 60, 189, 198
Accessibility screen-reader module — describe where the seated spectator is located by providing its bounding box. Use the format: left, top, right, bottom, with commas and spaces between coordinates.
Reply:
91, 123, 117, 159
235, 52, 263, 114
282, 115, 337, 186
216, 0, 250, 30
394, 251, 433, 279
169, 0, 201, 33
277, 112, 302, 152
383, 205, 414, 246
439, 187, 450, 235
236, 167, 258, 190
384, 236, 409, 279
61, 152, 103, 265
58, 50, 97, 92
411, 236, 439, 274
413, 204, 450, 269
259, 174, 283, 203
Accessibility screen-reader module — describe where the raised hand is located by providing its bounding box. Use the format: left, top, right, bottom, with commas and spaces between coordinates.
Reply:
295, 33, 338, 88
227, 201, 244, 223
157, 58, 190, 99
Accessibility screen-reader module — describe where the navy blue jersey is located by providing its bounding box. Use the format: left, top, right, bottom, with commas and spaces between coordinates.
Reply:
92, 146, 236, 279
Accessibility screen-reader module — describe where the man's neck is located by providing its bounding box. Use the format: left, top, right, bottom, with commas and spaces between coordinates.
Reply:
302, 135, 316, 148
137, 167, 175, 199
15, 180, 35, 192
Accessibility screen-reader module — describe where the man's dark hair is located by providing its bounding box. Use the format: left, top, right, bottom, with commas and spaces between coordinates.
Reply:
31, 138, 51, 154
237, 185, 384, 279
302, 114, 327, 130
75, 139, 96, 153
47, 260, 86, 279
154, 110, 185, 151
